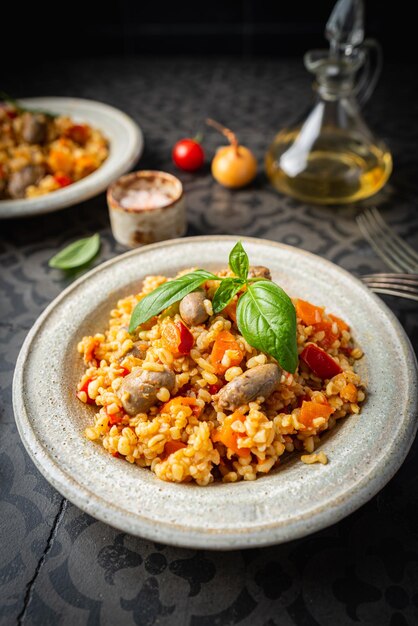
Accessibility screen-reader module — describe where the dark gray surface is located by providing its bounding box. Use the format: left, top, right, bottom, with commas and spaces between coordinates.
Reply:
1, 58, 418, 626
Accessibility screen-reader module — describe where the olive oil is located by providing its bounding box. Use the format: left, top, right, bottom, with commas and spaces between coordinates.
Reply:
266, 128, 392, 204
266, 0, 392, 205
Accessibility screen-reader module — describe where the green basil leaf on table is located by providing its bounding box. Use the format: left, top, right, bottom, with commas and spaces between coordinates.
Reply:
236, 280, 298, 373
228, 241, 249, 280
48, 233, 100, 270
129, 269, 218, 333
212, 278, 245, 314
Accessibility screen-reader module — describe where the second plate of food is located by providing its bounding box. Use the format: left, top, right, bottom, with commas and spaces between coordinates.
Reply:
13, 237, 418, 548
0, 97, 143, 219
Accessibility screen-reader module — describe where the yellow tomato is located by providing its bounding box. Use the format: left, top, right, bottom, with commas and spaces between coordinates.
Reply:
211, 145, 257, 189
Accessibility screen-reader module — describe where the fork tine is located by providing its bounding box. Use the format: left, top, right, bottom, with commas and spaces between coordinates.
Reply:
363, 282, 418, 294
370, 207, 418, 266
360, 211, 417, 273
362, 273, 418, 286
368, 287, 418, 303
363, 209, 418, 273
357, 214, 406, 272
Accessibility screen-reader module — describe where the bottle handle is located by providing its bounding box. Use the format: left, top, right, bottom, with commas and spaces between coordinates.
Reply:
354, 38, 383, 107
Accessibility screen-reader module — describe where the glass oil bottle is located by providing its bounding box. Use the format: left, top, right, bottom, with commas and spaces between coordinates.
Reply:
265, 0, 392, 205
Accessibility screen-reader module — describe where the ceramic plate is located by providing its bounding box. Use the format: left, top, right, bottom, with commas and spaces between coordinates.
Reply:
0, 97, 143, 219
13, 237, 418, 549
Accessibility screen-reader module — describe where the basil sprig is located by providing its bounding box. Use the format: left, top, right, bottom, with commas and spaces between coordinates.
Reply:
49, 234, 100, 270
128, 242, 298, 373
237, 280, 297, 374
212, 278, 245, 314
129, 269, 218, 333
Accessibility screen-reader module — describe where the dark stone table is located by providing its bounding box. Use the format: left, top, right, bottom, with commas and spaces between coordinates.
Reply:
1, 58, 418, 626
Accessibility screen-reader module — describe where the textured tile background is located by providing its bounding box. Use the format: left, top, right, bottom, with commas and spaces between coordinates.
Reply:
1, 58, 418, 625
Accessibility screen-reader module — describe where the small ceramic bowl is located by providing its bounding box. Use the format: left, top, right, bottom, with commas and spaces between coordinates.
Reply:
107, 170, 186, 248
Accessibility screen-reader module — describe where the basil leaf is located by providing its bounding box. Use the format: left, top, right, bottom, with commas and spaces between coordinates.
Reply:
229, 241, 249, 280
49, 234, 100, 269
129, 269, 218, 333
236, 280, 298, 373
212, 278, 245, 314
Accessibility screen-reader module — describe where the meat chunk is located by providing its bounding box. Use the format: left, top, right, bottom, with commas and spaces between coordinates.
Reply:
179, 290, 209, 326
216, 364, 281, 411
124, 341, 148, 360
248, 266, 271, 280
21, 112, 48, 144
8, 164, 45, 199
117, 367, 175, 416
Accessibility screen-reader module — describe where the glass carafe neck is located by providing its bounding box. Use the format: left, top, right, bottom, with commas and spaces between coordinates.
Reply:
305, 49, 364, 100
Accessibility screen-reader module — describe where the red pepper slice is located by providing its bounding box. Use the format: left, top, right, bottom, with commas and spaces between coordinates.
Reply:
161, 321, 194, 355
77, 378, 95, 404
300, 344, 342, 379
54, 173, 73, 188
163, 440, 187, 459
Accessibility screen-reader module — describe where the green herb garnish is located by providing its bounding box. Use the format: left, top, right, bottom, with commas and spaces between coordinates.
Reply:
129, 242, 298, 373
49, 234, 101, 270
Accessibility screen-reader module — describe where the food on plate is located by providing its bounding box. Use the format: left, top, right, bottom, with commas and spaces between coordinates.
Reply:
172, 137, 205, 172
206, 118, 257, 188
0, 100, 109, 199
77, 242, 365, 484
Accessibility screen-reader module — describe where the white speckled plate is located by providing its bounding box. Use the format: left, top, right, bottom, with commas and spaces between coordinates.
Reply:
13, 237, 418, 549
0, 97, 143, 219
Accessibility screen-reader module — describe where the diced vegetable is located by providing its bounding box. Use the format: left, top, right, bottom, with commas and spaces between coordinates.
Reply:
295, 299, 323, 325
66, 124, 90, 145
224, 299, 237, 323
208, 383, 223, 395
341, 383, 358, 403
161, 321, 194, 355
163, 440, 187, 458
48, 148, 73, 175
329, 313, 349, 332
210, 330, 244, 374
212, 412, 250, 457
312, 321, 339, 349
53, 173, 73, 187
108, 411, 124, 425
77, 378, 95, 404
161, 396, 201, 416
300, 343, 342, 379
299, 401, 334, 429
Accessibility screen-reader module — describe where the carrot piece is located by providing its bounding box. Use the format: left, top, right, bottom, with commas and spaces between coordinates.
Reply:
163, 440, 187, 459
210, 330, 244, 374
161, 396, 201, 416
295, 299, 324, 325
299, 401, 334, 429
329, 314, 349, 332
224, 300, 237, 323
312, 321, 339, 348
212, 412, 250, 457
48, 149, 74, 175
341, 383, 358, 403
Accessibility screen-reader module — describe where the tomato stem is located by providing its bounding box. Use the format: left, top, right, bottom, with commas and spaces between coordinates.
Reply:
193, 132, 203, 144
206, 118, 239, 156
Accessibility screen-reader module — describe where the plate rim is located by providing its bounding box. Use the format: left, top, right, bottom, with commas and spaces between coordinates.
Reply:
12, 235, 418, 549
0, 96, 144, 219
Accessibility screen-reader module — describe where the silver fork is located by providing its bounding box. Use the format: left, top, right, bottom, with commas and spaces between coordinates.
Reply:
361, 273, 418, 302
356, 207, 418, 273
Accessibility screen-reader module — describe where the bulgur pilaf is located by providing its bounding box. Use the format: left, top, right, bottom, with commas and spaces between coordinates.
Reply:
0, 101, 108, 199
77, 261, 365, 485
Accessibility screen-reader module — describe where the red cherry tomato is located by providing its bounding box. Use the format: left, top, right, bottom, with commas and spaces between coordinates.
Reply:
172, 138, 205, 172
